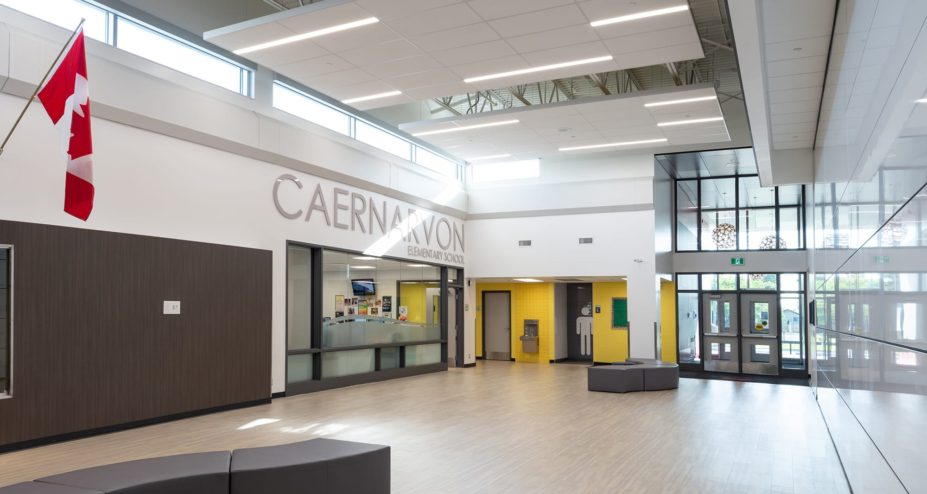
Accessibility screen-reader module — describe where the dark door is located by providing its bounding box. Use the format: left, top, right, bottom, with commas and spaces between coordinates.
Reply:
566, 283, 593, 361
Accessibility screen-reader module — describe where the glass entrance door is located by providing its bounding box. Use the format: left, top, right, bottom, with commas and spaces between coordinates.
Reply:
702, 293, 739, 373
740, 293, 779, 375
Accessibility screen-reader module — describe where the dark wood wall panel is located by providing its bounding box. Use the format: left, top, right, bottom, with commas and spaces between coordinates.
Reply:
0, 220, 272, 447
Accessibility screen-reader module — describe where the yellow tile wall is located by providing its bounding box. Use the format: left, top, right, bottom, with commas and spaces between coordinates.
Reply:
475, 282, 554, 363
591, 282, 629, 363
660, 279, 677, 363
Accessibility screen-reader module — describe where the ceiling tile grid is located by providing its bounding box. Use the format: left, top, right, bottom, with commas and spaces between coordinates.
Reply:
205, 0, 704, 111
760, 0, 836, 150
396, 86, 730, 161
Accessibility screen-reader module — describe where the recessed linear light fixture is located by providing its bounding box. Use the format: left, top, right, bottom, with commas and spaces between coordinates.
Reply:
559, 138, 668, 152
234, 17, 379, 55
463, 55, 613, 84
412, 119, 519, 137
590, 5, 689, 27
467, 153, 511, 161
644, 95, 717, 107
514, 278, 543, 283
917, 98, 927, 103
350, 265, 377, 270
657, 116, 724, 127
405, 264, 430, 268
352, 256, 377, 260
342, 90, 402, 105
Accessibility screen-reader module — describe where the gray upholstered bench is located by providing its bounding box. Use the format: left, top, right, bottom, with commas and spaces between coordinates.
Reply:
0, 483, 102, 494
630, 359, 680, 391
588, 364, 644, 393
34, 451, 231, 494
231, 438, 390, 494
0, 438, 391, 494
588, 360, 679, 393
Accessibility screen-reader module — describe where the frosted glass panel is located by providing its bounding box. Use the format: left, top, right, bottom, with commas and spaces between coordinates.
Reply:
287, 354, 312, 384
405, 343, 441, 366
380, 347, 400, 370
287, 245, 312, 350
322, 349, 375, 378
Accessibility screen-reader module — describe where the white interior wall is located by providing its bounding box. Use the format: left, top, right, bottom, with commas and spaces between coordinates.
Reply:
0, 11, 466, 393
466, 210, 659, 359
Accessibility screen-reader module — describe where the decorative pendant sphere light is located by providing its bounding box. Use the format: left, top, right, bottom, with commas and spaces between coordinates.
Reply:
711, 223, 736, 249
759, 235, 786, 250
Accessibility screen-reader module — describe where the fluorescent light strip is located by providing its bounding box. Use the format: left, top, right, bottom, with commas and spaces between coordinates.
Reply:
412, 119, 519, 137
657, 116, 724, 127
463, 56, 613, 84
467, 153, 511, 161
644, 95, 717, 107
917, 98, 927, 103
559, 138, 668, 152
234, 17, 379, 55
590, 5, 689, 27
514, 278, 543, 283
342, 90, 402, 104
405, 264, 430, 268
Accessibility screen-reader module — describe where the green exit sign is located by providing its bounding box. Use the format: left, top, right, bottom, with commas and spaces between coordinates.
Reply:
731, 257, 745, 266
874, 256, 890, 264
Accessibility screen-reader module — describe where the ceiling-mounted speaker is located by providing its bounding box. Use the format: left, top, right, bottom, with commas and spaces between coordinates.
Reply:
518, 240, 532, 246
579, 237, 593, 244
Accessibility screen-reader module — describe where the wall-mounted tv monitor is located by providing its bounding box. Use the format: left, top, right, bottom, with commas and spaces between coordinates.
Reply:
352, 279, 376, 296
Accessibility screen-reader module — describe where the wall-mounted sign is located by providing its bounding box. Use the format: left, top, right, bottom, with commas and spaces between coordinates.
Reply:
731, 257, 745, 265
272, 173, 465, 266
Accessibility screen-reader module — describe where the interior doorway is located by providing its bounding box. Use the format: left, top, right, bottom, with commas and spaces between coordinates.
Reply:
482, 291, 511, 361
566, 283, 594, 362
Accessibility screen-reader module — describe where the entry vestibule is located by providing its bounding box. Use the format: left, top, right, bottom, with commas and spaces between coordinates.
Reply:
676, 273, 806, 377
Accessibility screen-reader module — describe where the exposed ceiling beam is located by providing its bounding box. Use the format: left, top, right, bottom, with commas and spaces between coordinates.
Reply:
509, 86, 532, 106
665, 62, 682, 86
431, 97, 461, 116
552, 79, 575, 100
262, 0, 288, 11
701, 37, 734, 52
586, 73, 611, 95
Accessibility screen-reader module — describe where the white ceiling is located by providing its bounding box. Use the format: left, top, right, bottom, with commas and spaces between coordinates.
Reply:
760, 0, 836, 150
204, 0, 704, 110
398, 85, 730, 160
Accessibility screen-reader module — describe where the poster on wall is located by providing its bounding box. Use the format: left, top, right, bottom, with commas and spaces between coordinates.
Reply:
335, 311, 344, 318
382, 296, 392, 314
371, 307, 379, 315
358, 301, 368, 315
398, 305, 408, 321
335, 295, 344, 313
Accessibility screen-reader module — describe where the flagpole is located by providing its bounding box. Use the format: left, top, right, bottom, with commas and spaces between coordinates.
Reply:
0, 18, 85, 157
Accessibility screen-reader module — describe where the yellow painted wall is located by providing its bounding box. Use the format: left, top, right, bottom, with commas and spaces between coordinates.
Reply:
399, 283, 426, 323
475, 283, 554, 363
660, 280, 677, 363
591, 282, 629, 363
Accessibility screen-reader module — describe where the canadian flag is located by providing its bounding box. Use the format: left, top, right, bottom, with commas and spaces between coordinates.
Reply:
37, 28, 94, 221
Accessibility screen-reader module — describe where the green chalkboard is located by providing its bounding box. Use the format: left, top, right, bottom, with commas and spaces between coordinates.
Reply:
612, 298, 629, 328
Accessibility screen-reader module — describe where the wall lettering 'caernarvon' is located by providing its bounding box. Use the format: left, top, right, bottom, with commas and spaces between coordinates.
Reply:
273, 174, 464, 265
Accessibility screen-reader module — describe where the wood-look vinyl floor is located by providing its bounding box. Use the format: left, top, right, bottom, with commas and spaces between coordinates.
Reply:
0, 361, 849, 493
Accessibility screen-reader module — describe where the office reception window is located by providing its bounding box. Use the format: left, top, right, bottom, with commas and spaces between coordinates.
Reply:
0, 246, 10, 397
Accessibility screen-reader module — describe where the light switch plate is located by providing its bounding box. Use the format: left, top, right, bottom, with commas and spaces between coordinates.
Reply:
163, 301, 181, 315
